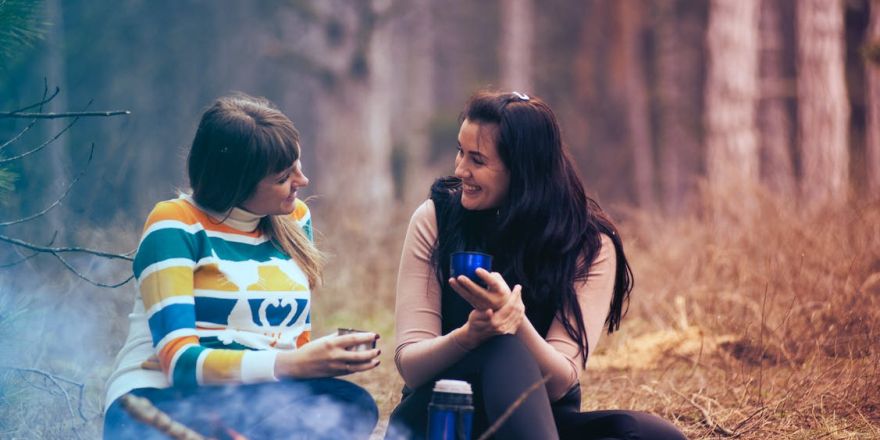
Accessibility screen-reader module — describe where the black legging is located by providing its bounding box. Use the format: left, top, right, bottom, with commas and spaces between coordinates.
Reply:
104, 378, 378, 439
387, 336, 687, 440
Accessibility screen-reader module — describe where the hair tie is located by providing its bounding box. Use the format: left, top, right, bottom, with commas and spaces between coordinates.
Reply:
511, 91, 530, 101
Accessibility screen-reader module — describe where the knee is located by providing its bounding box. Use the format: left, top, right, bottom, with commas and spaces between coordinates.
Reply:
477, 334, 529, 359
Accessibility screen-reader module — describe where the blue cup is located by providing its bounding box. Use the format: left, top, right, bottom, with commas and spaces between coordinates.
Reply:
427, 380, 473, 440
450, 252, 493, 285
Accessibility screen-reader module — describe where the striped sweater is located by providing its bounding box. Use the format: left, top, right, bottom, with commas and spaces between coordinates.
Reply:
105, 196, 313, 408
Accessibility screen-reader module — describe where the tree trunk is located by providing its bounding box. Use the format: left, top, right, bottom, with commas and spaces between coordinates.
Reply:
392, 0, 435, 204
704, 0, 760, 193
758, 0, 796, 196
616, 0, 655, 210
796, 0, 850, 204
655, 0, 705, 214
500, 0, 534, 92
307, 1, 394, 233
866, 0, 880, 194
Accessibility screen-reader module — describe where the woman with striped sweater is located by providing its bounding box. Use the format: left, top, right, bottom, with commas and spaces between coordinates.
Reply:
104, 94, 379, 439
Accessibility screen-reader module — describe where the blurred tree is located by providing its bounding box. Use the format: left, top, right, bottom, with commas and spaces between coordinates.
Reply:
271, 0, 395, 232
614, 0, 655, 210
704, 0, 760, 193
758, 0, 796, 196
500, 0, 534, 92
797, 0, 850, 204
654, 0, 705, 215
389, 0, 436, 203
866, 0, 880, 194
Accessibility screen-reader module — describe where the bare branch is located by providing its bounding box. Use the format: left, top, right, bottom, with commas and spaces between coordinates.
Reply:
120, 394, 208, 440
0, 110, 131, 119
54, 253, 134, 288
0, 120, 38, 152
9, 85, 61, 113
0, 233, 134, 261
0, 366, 90, 423
0, 144, 95, 227
0, 102, 88, 164
0, 232, 58, 268
477, 375, 552, 440
0, 81, 56, 152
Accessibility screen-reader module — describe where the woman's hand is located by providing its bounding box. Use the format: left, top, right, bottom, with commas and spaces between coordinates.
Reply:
449, 268, 510, 310
456, 282, 525, 350
274, 332, 381, 379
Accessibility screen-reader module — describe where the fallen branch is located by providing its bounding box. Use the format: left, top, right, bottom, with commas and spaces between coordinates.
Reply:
120, 394, 208, 440
671, 388, 735, 437
0, 365, 91, 422
477, 375, 552, 440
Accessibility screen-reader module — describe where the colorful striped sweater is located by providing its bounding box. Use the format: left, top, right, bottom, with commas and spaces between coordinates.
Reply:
105, 196, 314, 409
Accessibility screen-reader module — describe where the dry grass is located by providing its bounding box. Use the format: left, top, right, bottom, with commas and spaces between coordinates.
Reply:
314, 188, 880, 439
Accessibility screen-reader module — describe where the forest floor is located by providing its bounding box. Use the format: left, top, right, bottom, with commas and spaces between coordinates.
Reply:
1, 188, 878, 439
318, 188, 880, 440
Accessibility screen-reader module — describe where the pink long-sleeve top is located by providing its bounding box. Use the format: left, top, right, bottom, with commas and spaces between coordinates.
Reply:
393, 200, 616, 401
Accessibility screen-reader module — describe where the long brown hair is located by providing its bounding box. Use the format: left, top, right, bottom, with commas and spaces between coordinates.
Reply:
187, 93, 324, 286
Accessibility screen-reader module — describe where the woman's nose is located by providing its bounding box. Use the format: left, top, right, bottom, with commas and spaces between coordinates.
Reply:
293, 173, 309, 188
454, 159, 469, 179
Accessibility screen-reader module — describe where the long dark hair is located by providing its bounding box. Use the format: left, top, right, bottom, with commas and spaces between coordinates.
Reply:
187, 93, 324, 286
431, 91, 632, 366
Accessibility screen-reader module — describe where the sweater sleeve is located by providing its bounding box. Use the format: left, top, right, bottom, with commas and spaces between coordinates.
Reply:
394, 200, 472, 388
132, 201, 278, 387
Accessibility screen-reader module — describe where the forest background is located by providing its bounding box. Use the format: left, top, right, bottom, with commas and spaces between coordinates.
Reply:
1, 0, 879, 438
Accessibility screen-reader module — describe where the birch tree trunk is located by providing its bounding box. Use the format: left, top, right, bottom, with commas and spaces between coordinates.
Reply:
796, 0, 850, 204
866, 0, 880, 194
655, 0, 705, 214
704, 0, 760, 193
500, 0, 534, 92
758, 0, 796, 195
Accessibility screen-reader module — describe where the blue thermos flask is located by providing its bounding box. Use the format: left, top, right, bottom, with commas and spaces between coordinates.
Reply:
427, 379, 474, 440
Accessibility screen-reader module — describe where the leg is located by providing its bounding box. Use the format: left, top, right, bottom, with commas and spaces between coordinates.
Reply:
555, 409, 687, 440
387, 335, 558, 440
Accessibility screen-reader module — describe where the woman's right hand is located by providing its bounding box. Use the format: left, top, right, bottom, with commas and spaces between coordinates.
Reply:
457, 284, 524, 350
274, 333, 381, 379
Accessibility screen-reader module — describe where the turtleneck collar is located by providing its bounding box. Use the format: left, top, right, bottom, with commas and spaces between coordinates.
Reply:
182, 194, 264, 232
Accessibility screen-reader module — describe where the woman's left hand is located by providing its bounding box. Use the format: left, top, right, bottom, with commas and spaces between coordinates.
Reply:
456, 282, 526, 349
449, 268, 510, 311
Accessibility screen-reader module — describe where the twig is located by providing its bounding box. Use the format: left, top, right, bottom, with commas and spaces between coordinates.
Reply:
0, 233, 134, 261
0, 232, 57, 268
0, 143, 95, 227
0, 104, 86, 164
0, 110, 131, 119
8, 82, 60, 113
54, 252, 134, 288
0, 366, 89, 422
120, 394, 208, 440
671, 388, 735, 437
476, 375, 552, 440
0, 81, 56, 152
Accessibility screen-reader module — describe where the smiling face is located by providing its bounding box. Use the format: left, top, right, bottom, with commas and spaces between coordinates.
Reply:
240, 159, 309, 216
455, 119, 510, 211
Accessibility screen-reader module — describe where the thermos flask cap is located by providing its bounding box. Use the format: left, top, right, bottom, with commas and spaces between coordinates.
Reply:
433, 379, 472, 395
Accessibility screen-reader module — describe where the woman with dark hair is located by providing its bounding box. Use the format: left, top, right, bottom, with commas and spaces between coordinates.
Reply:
388, 91, 686, 439
103, 94, 380, 439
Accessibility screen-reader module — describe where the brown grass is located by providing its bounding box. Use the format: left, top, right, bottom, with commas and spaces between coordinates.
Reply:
313, 187, 880, 439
